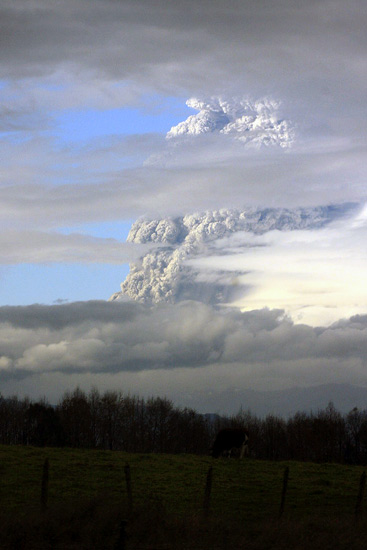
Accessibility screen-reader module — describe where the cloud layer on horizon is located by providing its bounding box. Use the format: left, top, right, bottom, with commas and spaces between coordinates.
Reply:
1, 300, 367, 411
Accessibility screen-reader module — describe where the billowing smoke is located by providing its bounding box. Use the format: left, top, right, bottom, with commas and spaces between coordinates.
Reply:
110, 206, 344, 305
166, 97, 294, 148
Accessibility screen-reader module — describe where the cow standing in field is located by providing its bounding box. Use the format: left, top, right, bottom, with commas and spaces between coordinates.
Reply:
211, 428, 249, 458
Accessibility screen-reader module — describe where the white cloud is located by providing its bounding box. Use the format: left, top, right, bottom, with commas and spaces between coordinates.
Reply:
167, 97, 295, 148
188, 207, 367, 325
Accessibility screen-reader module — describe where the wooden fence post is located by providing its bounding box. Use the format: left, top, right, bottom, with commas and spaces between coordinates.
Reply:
279, 466, 289, 519
41, 458, 49, 512
114, 519, 128, 550
203, 466, 213, 518
355, 470, 366, 522
124, 463, 133, 518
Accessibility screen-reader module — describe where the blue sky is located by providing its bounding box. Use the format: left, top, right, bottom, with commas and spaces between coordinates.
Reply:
52, 99, 193, 143
0, 94, 192, 305
0, 263, 129, 305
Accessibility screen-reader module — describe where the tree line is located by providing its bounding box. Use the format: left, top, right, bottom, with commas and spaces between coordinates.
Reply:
1, 389, 367, 463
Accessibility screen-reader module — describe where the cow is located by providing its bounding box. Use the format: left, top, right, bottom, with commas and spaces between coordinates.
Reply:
211, 427, 249, 458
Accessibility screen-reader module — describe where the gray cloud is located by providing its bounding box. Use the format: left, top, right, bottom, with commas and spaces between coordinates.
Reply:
0, 231, 150, 264
1, 140, 365, 236
0, 0, 366, 229
0, 300, 142, 330
1, 301, 367, 399
0, 0, 365, 139
1, 1, 366, 100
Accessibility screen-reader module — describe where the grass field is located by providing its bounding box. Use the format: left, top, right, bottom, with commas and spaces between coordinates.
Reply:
0, 445, 367, 548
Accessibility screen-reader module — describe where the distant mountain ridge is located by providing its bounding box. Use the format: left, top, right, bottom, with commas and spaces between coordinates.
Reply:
195, 383, 367, 417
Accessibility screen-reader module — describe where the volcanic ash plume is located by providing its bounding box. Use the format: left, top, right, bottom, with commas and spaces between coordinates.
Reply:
110, 207, 335, 306
166, 97, 295, 148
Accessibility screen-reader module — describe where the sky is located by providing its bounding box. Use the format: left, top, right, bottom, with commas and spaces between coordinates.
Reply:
1, 0, 367, 414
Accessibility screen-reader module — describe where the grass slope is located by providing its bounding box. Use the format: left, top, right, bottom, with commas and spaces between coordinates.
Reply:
0, 445, 366, 549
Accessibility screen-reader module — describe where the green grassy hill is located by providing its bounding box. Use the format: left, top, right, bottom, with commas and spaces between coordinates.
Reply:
0, 445, 367, 549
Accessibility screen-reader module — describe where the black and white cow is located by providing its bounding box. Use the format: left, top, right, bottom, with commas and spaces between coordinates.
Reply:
211, 428, 249, 458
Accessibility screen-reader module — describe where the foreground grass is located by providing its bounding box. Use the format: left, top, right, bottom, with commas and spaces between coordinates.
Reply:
0, 445, 366, 548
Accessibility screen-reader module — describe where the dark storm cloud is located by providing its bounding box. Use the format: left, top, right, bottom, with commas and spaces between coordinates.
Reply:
1, 301, 367, 390
0, 0, 213, 81
1, 0, 366, 101
0, 300, 142, 330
